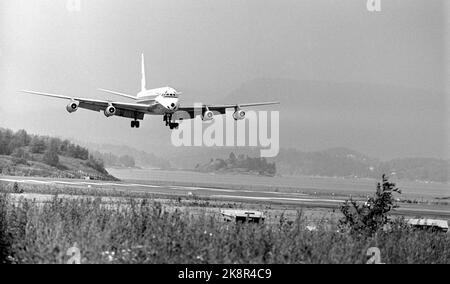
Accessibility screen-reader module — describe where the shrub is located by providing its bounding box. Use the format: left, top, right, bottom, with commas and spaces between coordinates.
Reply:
11, 157, 28, 166
13, 182, 23, 194
339, 174, 401, 236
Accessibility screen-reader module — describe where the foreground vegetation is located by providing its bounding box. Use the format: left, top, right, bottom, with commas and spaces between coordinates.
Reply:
0, 175, 448, 264
0, 193, 448, 264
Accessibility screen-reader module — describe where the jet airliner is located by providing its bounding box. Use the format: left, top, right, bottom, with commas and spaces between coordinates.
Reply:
22, 54, 279, 129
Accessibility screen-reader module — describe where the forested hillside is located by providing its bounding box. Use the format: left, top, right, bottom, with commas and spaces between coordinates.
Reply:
0, 128, 117, 180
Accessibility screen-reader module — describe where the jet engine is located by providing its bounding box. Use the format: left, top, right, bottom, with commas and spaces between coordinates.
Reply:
202, 110, 214, 121
104, 105, 116, 117
233, 109, 246, 120
66, 101, 79, 113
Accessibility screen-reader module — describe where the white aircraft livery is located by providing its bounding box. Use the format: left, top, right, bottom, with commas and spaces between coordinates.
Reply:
22, 54, 279, 129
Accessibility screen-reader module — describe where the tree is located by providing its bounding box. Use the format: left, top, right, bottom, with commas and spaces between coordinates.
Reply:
0, 131, 3, 155
267, 162, 276, 176
86, 154, 107, 174
339, 174, 401, 236
0, 129, 13, 155
8, 130, 30, 152
42, 140, 59, 167
15, 130, 30, 146
47, 138, 61, 154
59, 139, 70, 154
228, 152, 237, 164
30, 136, 46, 154
74, 145, 89, 160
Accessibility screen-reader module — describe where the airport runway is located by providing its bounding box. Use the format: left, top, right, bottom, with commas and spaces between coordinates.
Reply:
1, 176, 449, 218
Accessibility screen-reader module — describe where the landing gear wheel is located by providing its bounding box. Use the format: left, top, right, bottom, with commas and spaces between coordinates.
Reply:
169, 122, 179, 130
131, 121, 140, 128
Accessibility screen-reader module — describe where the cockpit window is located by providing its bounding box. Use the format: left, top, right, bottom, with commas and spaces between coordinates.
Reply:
164, 93, 178, 98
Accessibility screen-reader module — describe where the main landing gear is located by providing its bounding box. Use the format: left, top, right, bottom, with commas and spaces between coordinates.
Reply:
163, 113, 179, 130
131, 120, 140, 128
131, 111, 141, 128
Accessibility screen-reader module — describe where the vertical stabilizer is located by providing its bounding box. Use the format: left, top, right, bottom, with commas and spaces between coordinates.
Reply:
141, 53, 146, 92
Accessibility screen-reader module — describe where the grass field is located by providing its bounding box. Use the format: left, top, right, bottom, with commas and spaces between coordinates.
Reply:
0, 183, 449, 264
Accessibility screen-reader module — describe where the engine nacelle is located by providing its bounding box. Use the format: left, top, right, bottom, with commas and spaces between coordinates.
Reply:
202, 110, 214, 121
233, 110, 246, 120
66, 101, 79, 113
104, 105, 116, 117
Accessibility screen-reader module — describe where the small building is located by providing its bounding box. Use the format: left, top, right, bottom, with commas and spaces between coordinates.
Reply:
406, 218, 449, 233
220, 209, 265, 224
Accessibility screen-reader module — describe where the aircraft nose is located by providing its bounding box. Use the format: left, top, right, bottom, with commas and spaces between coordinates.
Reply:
167, 102, 179, 111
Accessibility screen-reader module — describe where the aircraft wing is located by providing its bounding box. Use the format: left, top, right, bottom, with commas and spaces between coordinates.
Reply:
21, 90, 150, 119
175, 101, 279, 120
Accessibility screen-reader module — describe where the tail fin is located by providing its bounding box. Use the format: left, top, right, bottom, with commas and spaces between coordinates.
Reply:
141, 53, 146, 92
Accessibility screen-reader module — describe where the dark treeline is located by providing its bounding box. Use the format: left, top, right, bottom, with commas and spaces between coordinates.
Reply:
0, 128, 88, 160
196, 152, 276, 176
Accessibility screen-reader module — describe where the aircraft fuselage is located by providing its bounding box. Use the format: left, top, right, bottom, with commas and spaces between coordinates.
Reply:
137, 87, 180, 115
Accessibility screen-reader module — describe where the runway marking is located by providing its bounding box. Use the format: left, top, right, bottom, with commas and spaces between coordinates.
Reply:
0, 178, 161, 188
396, 207, 450, 214
266, 191, 308, 196
0, 178, 308, 196
210, 194, 345, 203
169, 185, 237, 192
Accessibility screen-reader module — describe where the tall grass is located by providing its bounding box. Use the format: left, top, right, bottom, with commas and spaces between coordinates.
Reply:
0, 193, 11, 263
0, 194, 448, 264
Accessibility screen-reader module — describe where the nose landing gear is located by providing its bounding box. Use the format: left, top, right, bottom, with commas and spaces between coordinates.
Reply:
130, 111, 141, 128
164, 113, 179, 130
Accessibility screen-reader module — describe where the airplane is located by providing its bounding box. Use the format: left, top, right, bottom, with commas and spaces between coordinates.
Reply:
22, 54, 279, 130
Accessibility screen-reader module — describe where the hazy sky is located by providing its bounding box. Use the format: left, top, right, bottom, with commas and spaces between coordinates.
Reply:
0, 0, 448, 159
